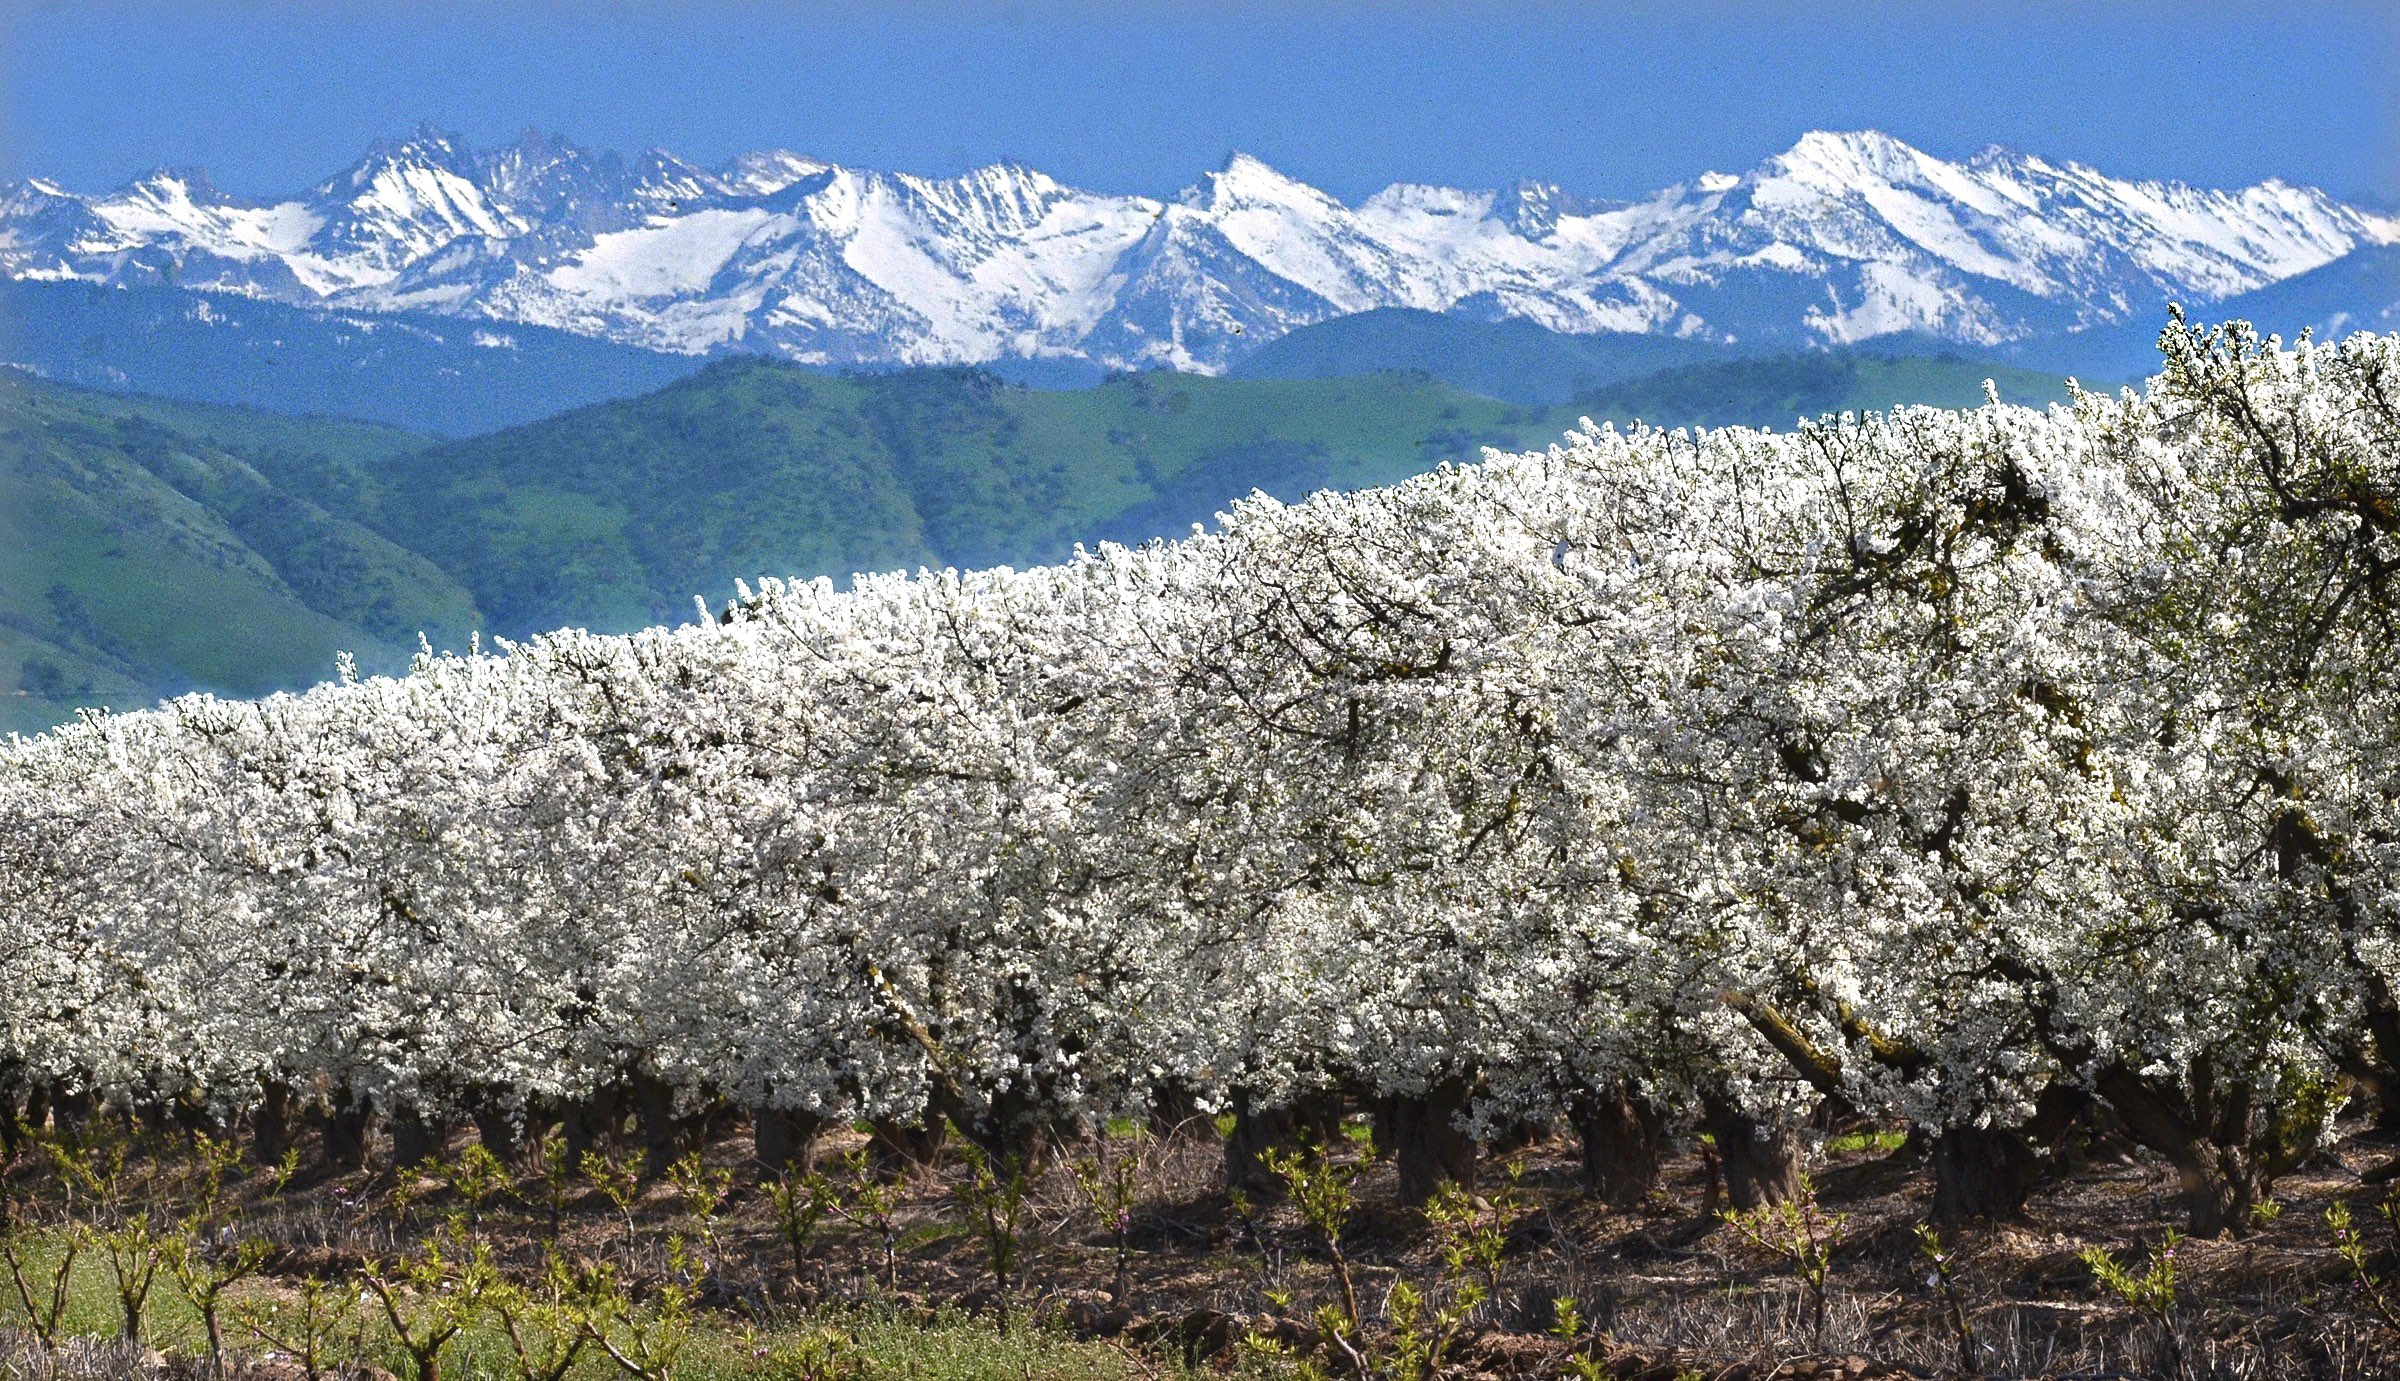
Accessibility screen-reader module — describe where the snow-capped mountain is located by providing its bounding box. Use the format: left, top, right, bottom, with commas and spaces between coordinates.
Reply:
4, 124, 2393, 373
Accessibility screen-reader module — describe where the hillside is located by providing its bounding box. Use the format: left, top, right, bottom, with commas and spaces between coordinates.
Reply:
1570, 351, 2079, 430
2001, 245, 2400, 384
1227, 308, 1733, 404
361, 360, 1565, 637
0, 374, 480, 733
1, 351, 2084, 728
0, 279, 706, 435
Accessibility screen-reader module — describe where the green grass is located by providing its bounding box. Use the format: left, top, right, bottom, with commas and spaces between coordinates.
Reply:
1825, 1129, 1910, 1156
0, 1231, 1211, 1379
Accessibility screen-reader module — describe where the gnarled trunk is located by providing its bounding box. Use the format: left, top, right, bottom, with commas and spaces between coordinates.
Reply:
1382, 1078, 1477, 1205
468, 1098, 537, 1169
1929, 1086, 2089, 1222
943, 1084, 1056, 1171
21, 1083, 53, 1139
2095, 1062, 2321, 1237
389, 1107, 452, 1170
1572, 1083, 1667, 1208
1147, 1081, 1209, 1140
0, 1081, 24, 1156
560, 1084, 627, 1168
1700, 1094, 1802, 1210
319, 1097, 374, 1175
630, 1072, 697, 1178
1222, 1091, 1326, 1197
868, 1114, 946, 1174
48, 1086, 94, 1136
1930, 1126, 2038, 1222
753, 1105, 822, 1172
250, 1079, 296, 1166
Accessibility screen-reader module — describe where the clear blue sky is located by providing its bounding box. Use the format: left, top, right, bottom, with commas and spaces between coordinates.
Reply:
5, 1, 2395, 205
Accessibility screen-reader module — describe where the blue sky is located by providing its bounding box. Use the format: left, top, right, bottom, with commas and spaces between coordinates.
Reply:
5, 1, 2395, 205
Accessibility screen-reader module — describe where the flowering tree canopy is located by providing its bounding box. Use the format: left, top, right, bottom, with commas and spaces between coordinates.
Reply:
5, 317, 2395, 1233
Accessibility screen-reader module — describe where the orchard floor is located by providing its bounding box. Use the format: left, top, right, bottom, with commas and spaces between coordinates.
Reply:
6, 1108, 2400, 1379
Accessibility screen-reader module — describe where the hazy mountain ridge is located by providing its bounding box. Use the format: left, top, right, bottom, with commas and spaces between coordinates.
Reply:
0, 278, 707, 434
8, 126, 2392, 375
0, 350, 2079, 730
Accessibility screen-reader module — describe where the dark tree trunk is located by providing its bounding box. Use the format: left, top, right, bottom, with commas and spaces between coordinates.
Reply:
135, 1094, 175, 1136
753, 1105, 822, 1173
251, 1079, 296, 1167
1223, 1090, 1348, 1196
1930, 1126, 2039, 1222
626, 1076, 725, 1177
389, 1107, 451, 1170
1223, 1094, 1296, 1197
468, 1099, 536, 1169
319, 1099, 374, 1175
21, 1083, 52, 1138
867, 1116, 946, 1174
945, 1087, 1052, 1171
1383, 1079, 1477, 1205
1571, 1084, 1667, 1208
2175, 1145, 2271, 1238
2096, 1063, 2306, 1238
0, 1073, 26, 1156
1929, 1086, 2092, 1221
631, 1074, 683, 1178
560, 1085, 626, 1168
1700, 1095, 1802, 1210
2335, 1026, 2400, 1131
1147, 1082, 1209, 1140
49, 1086, 94, 1135
169, 1088, 222, 1141
1486, 1117, 1555, 1157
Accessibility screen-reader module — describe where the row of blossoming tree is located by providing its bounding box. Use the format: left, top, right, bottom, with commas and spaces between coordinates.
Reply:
4, 316, 2397, 1239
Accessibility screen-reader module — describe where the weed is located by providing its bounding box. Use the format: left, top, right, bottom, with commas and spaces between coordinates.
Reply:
1719, 1173, 1847, 1349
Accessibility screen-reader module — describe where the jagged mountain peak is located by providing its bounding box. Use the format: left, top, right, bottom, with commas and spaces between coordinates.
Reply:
5, 125, 2394, 376
716, 149, 832, 197
92, 166, 249, 222
1498, 178, 1608, 236
1190, 151, 1332, 209
1784, 127, 1918, 160
345, 123, 476, 179
1762, 128, 1960, 191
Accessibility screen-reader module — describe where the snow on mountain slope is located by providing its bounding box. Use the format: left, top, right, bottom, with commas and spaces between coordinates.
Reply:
4, 125, 2393, 372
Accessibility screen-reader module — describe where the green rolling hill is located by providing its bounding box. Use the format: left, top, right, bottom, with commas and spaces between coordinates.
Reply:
360, 359, 1566, 638
0, 373, 481, 734
1568, 351, 2079, 430
3, 348, 2081, 731
1226, 307, 1735, 404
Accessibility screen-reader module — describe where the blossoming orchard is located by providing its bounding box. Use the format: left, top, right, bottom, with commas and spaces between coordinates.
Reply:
6, 316, 2398, 1257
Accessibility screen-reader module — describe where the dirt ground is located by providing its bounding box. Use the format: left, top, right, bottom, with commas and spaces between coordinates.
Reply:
11, 1104, 2400, 1380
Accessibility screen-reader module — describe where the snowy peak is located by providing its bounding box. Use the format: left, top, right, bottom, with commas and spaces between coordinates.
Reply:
717, 149, 831, 197
1189, 152, 1338, 212
6, 126, 2396, 372
291, 128, 526, 283
901, 160, 1084, 236
477, 128, 618, 209
1772, 128, 1931, 183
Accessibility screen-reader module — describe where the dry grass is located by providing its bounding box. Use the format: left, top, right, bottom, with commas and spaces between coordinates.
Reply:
7, 1108, 2400, 1378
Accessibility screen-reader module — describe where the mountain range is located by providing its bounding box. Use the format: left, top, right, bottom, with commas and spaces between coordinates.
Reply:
7, 126, 2394, 380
